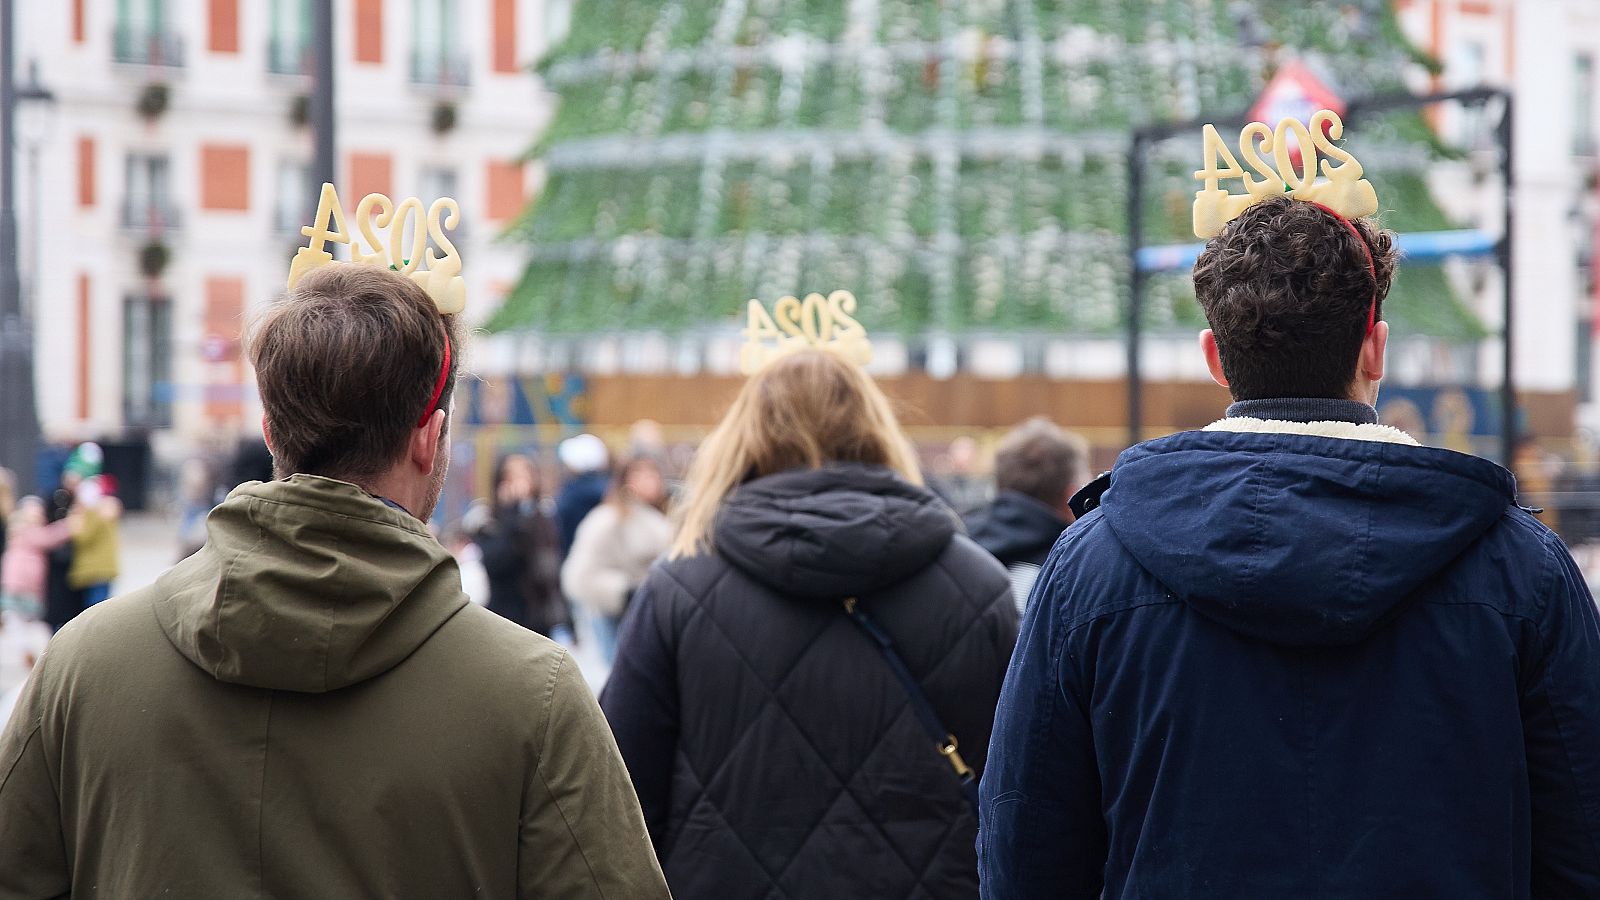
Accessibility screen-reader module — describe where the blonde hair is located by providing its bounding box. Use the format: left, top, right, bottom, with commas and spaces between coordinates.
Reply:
671, 348, 921, 558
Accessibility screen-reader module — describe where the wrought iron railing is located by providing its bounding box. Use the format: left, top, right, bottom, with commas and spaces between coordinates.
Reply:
113, 26, 186, 67
121, 197, 182, 232
410, 50, 471, 88
267, 36, 311, 76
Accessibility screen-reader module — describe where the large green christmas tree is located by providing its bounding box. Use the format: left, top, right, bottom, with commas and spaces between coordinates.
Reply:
493, 0, 1482, 342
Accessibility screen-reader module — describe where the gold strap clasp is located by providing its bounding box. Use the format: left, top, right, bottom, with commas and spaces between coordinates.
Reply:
939, 734, 973, 780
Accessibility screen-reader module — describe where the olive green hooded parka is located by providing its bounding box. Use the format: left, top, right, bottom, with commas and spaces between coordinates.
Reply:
0, 475, 669, 899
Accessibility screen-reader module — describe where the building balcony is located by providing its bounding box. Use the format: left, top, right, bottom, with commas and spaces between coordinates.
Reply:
275, 204, 311, 235
410, 51, 471, 89
121, 198, 182, 233
113, 27, 186, 68
268, 36, 312, 77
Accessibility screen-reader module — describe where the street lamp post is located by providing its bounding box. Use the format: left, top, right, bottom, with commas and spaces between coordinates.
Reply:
20, 62, 54, 324
0, 0, 53, 492
311, 2, 335, 199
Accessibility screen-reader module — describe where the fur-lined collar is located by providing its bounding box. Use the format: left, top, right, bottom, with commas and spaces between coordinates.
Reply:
1203, 416, 1420, 446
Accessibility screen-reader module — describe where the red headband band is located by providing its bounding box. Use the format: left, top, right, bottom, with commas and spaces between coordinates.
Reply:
1306, 201, 1378, 335
417, 334, 452, 428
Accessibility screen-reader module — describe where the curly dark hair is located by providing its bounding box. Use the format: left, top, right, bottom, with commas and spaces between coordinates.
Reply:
1192, 195, 1398, 401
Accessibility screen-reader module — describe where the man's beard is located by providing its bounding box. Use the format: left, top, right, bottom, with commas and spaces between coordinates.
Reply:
417, 432, 450, 521
418, 455, 448, 522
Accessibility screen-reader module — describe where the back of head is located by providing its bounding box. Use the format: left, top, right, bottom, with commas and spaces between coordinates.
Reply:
10, 495, 44, 531
1192, 196, 1398, 401
558, 433, 610, 475
248, 264, 460, 482
609, 455, 667, 516
493, 453, 541, 501
673, 348, 920, 557
994, 417, 1089, 511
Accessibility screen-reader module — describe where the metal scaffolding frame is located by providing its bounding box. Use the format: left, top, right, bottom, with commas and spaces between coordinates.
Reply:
1125, 87, 1515, 461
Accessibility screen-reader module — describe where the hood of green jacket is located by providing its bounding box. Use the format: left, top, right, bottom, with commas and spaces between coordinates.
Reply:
152, 475, 467, 693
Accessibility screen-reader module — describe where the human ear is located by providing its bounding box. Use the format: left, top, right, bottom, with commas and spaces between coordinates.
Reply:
410, 409, 446, 474
1200, 329, 1229, 389
1358, 321, 1388, 384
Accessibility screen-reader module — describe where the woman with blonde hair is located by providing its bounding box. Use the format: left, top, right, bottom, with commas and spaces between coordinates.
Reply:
600, 348, 1018, 899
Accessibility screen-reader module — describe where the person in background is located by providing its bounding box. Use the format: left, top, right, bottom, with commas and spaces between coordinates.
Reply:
966, 417, 1091, 612
479, 454, 571, 641
67, 477, 120, 608
230, 436, 276, 488
628, 418, 667, 461
600, 349, 1019, 899
44, 443, 105, 621
0, 468, 14, 565
629, 418, 687, 500
934, 434, 991, 517
61, 442, 102, 490
0, 497, 74, 621
42, 467, 81, 632
561, 456, 672, 666
555, 433, 611, 556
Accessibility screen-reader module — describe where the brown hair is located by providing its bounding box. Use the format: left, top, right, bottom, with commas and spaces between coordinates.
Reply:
249, 264, 462, 481
607, 455, 666, 519
1192, 196, 1398, 401
671, 348, 921, 558
994, 417, 1090, 510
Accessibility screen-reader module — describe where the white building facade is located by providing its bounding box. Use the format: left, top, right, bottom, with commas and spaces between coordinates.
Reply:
15, 0, 1600, 457
1395, 0, 1600, 420
16, 0, 554, 460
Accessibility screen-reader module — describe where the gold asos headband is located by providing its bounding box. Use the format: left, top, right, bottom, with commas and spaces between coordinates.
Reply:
287, 182, 467, 315
1193, 109, 1378, 239
740, 290, 873, 375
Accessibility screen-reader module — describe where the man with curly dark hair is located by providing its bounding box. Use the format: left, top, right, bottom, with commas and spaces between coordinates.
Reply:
981, 195, 1600, 899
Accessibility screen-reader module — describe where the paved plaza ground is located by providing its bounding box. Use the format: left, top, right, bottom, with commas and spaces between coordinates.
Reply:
117, 513, 182, 597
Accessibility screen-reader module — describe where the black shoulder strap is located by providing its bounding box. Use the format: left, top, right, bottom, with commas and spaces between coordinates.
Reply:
842, 598, 980, 815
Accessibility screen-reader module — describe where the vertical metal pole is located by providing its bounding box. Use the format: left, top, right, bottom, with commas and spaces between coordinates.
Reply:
26, 136, 36, 318
311, 1, 336, 207
1499, 94, 1516, 466
0, 0, 39, 491
1126, 134, 1146, 449
0, 0, 14, 324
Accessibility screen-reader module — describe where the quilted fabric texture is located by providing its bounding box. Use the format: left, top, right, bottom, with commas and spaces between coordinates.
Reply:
602, 464, 1019, 900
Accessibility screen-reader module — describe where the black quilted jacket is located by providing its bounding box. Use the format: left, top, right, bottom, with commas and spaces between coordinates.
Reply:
600, 463, 1019, 900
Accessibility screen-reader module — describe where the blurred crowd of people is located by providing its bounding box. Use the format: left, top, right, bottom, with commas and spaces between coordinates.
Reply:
446, 430, 675, 667
435, 412, 1091, 682
0, 443, 123, 720
0, 411, 1095, 725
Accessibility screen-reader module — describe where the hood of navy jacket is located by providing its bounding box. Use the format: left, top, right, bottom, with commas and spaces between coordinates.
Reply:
967, 490, 1072, 568
1099, 427, 1517, 646
714, 462, 957, 601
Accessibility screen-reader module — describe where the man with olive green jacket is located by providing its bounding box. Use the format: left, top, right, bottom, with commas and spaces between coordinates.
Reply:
0, 265, 668, 899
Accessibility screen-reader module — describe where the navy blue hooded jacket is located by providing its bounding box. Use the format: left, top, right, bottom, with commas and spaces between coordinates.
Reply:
978, 424, 1600, 899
